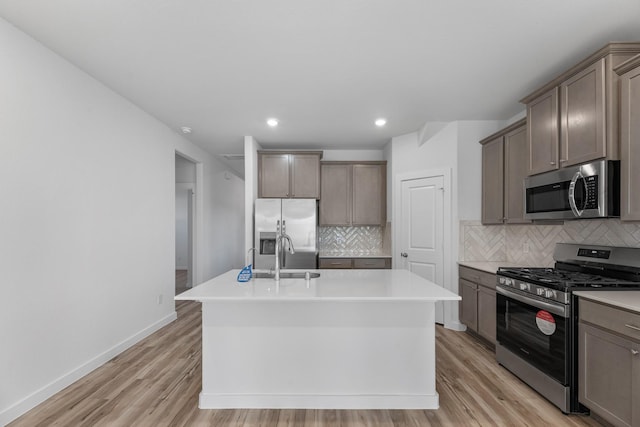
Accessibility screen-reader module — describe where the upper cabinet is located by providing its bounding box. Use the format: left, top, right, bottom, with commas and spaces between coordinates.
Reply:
352, 164, 385, 225
560, 59, 606, 167
320, 161, 386, 226
526, 88, 559, 175
616, 54, 640, 221
521, 42, 640, 176
480, 119, 530, 225
258, 151, 322, 199
319, 163, 351, 224
481, 135, 504, 224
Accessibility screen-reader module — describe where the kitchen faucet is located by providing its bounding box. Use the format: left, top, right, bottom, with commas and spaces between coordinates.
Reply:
274, 220, 295, 281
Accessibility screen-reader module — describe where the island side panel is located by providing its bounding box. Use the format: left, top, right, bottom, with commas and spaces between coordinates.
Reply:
199, 300, 438, 409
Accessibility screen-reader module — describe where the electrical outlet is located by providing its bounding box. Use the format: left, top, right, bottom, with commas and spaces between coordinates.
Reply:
157, 294, 163, 305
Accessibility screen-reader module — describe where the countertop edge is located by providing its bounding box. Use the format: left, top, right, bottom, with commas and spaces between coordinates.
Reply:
574, 290, 640, 314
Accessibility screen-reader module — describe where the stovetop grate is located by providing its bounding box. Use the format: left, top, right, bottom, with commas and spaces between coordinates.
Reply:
497, 267, 640, 290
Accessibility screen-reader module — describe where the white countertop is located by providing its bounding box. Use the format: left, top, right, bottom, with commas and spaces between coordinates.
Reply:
175, 269, 461, 302
573, 290, 640, 314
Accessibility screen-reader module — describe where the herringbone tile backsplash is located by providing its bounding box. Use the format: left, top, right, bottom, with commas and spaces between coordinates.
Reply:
319, 226, 384, 254
461, 219, 640, 267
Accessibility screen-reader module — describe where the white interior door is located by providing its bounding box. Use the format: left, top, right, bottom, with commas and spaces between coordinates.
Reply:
399, 175, 445, 323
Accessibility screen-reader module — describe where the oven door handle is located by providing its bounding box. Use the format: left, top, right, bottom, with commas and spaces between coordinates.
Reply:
496, 286, 569, 318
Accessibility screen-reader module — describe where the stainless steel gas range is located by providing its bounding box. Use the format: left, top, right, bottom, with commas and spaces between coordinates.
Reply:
495, 243, 640, 414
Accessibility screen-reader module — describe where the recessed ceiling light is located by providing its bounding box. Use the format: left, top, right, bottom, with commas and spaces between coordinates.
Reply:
180, 126, 192, 134
267, 118, 279, 127
375, 118, 387, 127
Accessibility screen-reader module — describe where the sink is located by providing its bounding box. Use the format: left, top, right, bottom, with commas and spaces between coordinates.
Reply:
253, 271, 320, 279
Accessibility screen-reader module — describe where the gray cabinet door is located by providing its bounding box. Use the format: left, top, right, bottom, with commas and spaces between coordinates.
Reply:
527, 87, 559, 175
579, 323, 639, 427
620, 61, 640, 221
481, 136, 504, 224
352, 164, 385, 225
259, 153, 290, 198
319, 164, 351, 225
459, 279, 478, 332
477, 286, 496, 345
504, 124, 531, 224
560, 59, 606, 167
291, 154, 320, 198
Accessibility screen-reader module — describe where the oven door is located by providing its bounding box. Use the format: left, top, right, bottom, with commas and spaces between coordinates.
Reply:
496, 286, 570, 385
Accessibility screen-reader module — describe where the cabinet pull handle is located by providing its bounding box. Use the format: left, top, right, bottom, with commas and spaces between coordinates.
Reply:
550, 161, 556, 165
330, 262, 342, 265
632, 349, 639, 356
625, 324, 640, 332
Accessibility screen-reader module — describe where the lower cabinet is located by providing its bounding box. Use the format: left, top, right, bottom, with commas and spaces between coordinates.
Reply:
319, 257, 391, 269
477, 286, 497, 344
459, 279, 478, 331
459, 266, 496, 345
578, 298, 640, 427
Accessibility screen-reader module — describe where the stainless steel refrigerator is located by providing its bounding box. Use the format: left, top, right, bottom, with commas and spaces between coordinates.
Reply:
254, 198, 318, 270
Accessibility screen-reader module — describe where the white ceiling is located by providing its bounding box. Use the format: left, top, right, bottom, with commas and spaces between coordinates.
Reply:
1, 1, 640, 158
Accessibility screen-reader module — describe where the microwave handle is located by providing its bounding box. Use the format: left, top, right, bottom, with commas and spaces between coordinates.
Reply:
568, 171, 584, 217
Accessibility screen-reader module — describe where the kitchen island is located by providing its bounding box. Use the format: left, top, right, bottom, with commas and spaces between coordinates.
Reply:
175, 269, 460, 410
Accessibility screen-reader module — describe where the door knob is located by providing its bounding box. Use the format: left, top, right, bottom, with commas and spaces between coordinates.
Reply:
401, 252, 408, 258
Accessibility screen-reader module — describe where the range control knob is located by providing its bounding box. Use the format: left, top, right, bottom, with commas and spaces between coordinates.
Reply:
499, 277, 513, 286
536, 288, 546, 296
519, 283, 530, 292
545, 289, 556, 299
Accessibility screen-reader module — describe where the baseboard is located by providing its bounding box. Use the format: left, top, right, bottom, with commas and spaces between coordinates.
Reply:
444, 320, 467, 331
199, 392, 440, 410
0, 310, 177, 427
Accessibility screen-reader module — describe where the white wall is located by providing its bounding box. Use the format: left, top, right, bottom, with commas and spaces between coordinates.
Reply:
389, 121, 504, 330
457, 121, 505, 220
244, 136, 262, 260
0, 18, 243, 425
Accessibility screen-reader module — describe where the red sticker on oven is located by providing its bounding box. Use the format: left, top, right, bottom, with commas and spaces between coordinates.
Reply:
536, 310, 556, 335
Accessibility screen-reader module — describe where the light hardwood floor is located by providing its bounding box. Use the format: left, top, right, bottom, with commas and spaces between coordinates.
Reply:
8, 300, 603, 427
176, 269, 189, 295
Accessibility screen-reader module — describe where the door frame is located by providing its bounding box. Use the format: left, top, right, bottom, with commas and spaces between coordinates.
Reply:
393, 168, 458, 329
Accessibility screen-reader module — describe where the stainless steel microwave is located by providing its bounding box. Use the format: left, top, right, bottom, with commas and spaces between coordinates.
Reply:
524, 160, 620, 220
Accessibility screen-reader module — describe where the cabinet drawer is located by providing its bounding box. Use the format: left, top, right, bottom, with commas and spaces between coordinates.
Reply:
580, 299, 640, 342
353, 258, 390, 269
459, 266, 497, 289
319, 258, 353, 269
